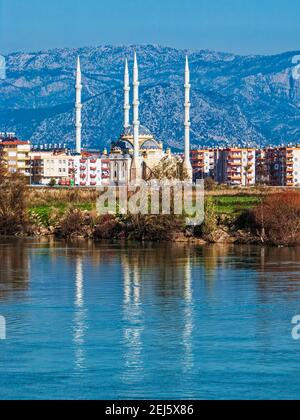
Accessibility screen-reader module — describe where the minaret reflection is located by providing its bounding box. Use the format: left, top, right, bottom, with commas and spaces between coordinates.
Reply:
182, 251, 194, 374
122, 255, 144, 384
73, 256, 87, 371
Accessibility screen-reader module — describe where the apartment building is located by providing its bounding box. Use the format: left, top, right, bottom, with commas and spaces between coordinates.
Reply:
285, 147, 300, 186
74, 154, 103, 187
214, 148, 256, 186
255, 149, 269, 184
31, 151, 73, 185
263, 147, 300, 187
190, 149, 215, 180
0, 134, 31, 181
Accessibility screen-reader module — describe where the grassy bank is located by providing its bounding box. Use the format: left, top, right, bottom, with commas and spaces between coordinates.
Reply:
27, 188, 263, 223
1, 183, 299, 246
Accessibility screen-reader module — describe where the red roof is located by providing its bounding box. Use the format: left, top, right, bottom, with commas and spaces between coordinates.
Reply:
0, 140, 29, 146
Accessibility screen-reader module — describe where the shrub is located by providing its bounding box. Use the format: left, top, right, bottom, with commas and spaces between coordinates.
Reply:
48, 178, 56, 187
200, 197, 218, 236
0, 173, 29, 235
253, 192, 300, 246
58, 209, 93, 238
125, 214, 185, 241
93, 215, 123, 240
234, 209, 257, 231
204, 177, 217, 191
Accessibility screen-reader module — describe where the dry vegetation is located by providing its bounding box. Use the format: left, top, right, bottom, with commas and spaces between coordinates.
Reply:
253, 192, 300, 246
0, 173, 299, 245
26, 187, 99, 207
0, 162, 30, 235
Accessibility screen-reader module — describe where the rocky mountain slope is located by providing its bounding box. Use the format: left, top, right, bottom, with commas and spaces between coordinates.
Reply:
0, 45, 299, 150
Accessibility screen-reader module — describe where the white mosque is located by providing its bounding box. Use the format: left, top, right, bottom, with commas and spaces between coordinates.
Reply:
75, 52, 193, 183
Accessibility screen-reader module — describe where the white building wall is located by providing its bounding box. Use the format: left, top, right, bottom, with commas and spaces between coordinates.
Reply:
74, 155, 103, 187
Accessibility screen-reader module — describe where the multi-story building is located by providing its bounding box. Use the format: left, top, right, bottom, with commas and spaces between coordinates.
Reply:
190, 149, 215, 180
31, 150, 109, 187
31, 151, 73, 185
214, 147, 256, 186
284, 147, 300, 187
74, 153, 103, 187
263, 146, 300, 187
0, 133, 31, 181
255, 149, 269, 184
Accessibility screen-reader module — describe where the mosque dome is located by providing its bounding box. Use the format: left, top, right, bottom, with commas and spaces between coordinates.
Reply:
121, 124, 153, 137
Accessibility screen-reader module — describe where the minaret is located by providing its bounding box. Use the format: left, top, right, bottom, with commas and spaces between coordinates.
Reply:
75, 56, 82, 155
183, 56, 193, 181
124, 59, 130, 130
130, 52, 141, 181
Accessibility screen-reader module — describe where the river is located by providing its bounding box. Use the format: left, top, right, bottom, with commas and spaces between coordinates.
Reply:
0, 239, 300, 400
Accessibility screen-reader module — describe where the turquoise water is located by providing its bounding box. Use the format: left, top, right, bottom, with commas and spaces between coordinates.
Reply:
0, 239, 300, 400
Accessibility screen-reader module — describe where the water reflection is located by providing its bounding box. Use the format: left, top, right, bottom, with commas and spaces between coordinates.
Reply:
1, 239, 300, 302
182, 255, 194, 374
122, 254, 144, 385
73, 256, 87, 371
1, 238, 300, 399
0, 240, 30, 300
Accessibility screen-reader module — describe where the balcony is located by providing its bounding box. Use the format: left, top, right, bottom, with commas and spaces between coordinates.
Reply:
191, 156, 205, 161
228, 154, 242, 159
192, 163, 205, 168
228, 162, 242, 166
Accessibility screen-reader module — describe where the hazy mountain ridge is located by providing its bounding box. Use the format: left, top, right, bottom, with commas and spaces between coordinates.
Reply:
0, 45, 299, 150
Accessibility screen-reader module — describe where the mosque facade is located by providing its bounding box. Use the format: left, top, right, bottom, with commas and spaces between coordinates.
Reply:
75, 52, 193, 184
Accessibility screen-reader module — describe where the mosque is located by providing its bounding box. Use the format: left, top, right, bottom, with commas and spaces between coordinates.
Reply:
75, 52, 193, 184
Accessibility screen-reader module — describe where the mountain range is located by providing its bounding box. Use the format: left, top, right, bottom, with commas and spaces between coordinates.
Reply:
0, 45, 300, 151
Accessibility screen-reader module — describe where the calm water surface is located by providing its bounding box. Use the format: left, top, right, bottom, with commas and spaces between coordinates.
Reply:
0, 239, 300, 400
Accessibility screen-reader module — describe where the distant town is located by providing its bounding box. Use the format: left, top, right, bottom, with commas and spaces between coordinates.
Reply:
1, 52, 299, 188
1, 131, 300, 188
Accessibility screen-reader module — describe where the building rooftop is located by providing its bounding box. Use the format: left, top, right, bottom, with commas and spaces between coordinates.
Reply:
0, 140, 30, 146
121, 124, 153, 137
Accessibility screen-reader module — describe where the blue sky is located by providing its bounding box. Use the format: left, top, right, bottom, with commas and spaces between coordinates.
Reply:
0, 0, 299, 55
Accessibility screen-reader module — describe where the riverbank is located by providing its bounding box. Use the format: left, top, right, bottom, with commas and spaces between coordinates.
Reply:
1, 183, 299, 246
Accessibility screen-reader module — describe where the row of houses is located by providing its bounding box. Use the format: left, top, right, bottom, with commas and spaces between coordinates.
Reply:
0, 134, 124, 186
1, 134, 300, 187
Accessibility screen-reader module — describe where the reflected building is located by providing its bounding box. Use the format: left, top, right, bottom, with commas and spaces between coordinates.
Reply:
121, 255, 144, 385
73, 256, 87, 371
0, 240, 30, 300
182, 253, 194, 375
120, 245, 196, 379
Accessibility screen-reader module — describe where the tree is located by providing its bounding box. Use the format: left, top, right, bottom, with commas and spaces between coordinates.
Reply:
0, 158, 28, 235
49, 178, 57, 187
253, 192, 300, 246
244, 164, 252, 186
147, 156, 189, 182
